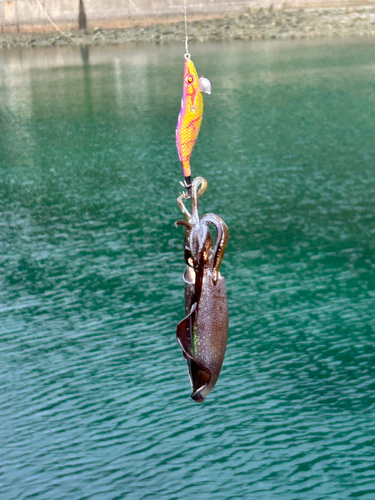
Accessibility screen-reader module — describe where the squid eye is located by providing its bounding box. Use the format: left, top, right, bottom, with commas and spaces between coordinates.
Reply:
186, 75, 194, 84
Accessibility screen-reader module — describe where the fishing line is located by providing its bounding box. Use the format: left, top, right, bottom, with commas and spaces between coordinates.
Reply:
34, 0, 72, 40
183, 0, 190, 59
34, 0, 62, 34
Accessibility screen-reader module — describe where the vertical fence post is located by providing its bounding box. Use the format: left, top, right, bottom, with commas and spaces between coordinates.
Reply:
79, 0, 87, 30
0, 0, 5, 32
15, 0, 20, 32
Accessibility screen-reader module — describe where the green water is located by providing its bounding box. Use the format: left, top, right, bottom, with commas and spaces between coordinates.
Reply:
1, 39, 375, 499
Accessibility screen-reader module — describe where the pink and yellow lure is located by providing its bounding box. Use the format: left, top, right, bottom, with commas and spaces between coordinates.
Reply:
176, 57, 211, 195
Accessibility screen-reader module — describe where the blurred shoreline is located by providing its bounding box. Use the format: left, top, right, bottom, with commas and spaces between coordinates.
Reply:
1, 6, 375, 49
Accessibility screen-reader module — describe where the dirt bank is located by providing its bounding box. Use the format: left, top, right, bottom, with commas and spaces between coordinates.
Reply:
1, 7, 375, 48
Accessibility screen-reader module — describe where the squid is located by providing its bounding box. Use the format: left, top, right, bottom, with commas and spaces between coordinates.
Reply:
175, 177, 229, 402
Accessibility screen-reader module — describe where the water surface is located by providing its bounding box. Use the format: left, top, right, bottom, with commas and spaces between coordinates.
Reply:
1, 39, 375, 499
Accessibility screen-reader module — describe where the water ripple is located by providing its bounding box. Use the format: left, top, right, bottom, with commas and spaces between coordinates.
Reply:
1, 39, 375, 499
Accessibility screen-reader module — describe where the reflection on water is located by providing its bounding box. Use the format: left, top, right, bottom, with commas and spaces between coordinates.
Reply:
1, 39, 375, 499
80, 44, 90, 65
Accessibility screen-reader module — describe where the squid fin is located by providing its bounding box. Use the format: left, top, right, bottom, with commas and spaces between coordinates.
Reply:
176, 302, 211, 402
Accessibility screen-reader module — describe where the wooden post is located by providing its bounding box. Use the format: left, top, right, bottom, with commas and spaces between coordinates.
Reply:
15, 0, 20, 32
0, 0, 5, 32
79, 0, 87, 30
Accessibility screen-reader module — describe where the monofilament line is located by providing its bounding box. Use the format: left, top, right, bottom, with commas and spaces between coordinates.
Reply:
183, 0, 190, 59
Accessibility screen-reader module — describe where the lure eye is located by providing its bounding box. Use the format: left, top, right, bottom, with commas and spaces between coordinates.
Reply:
186, 75, 194, 84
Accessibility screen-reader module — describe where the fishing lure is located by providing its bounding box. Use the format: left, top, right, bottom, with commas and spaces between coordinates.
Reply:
176, 177, 229, 402
175, 57, 211, 196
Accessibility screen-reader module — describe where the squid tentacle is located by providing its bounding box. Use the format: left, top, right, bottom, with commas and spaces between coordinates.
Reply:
175, 220, 192, 230
189, 223, 210, 269
200, 213, 229, 283
177, 192, 191, 221
175, 220, 193, 262
177, 176, 207, 222
190, 176, 207, 224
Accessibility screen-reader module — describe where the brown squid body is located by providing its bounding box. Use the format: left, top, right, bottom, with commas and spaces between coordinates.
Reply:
176, 177, 229, 402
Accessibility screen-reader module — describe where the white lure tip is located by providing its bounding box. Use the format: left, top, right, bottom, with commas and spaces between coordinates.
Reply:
199, 77, 211, 95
